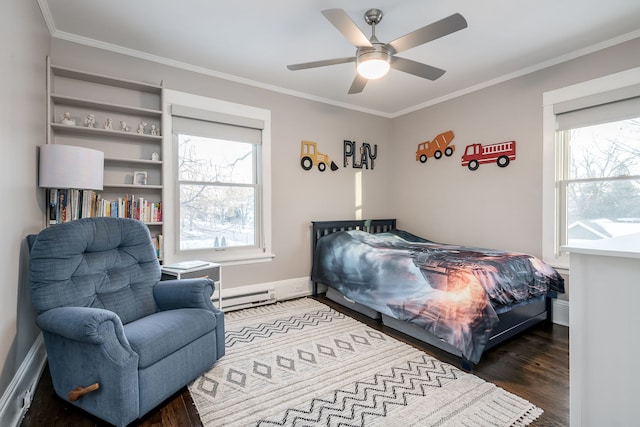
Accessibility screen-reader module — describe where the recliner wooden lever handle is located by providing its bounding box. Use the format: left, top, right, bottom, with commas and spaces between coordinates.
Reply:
68, 383, 100, 401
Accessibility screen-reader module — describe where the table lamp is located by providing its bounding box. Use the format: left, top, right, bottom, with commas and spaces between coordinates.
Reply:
39, 144, 104, 190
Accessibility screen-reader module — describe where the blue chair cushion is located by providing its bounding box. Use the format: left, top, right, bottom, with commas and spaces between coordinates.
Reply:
124, 308, 218, 368
29, 217, 161, 324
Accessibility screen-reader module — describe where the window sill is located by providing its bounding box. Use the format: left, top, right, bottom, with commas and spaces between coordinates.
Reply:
170, 250, 275, 267
214, 252, 276, 266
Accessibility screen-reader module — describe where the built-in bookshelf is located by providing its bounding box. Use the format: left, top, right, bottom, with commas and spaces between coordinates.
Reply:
46, 58, 165, 259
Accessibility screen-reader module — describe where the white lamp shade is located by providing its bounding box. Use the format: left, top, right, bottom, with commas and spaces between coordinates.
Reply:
39, 144, 104, 190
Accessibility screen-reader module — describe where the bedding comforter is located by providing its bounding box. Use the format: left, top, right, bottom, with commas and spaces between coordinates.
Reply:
311, 230, 565, 363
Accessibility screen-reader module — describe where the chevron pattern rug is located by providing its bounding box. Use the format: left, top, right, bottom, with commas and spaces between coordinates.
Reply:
189, 298, 542, 426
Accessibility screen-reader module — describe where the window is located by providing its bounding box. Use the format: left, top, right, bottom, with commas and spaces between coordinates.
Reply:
558, 119, 640, 246
177, 134, 257, 251
542, 67, 640, 268
163, 90, 272, 264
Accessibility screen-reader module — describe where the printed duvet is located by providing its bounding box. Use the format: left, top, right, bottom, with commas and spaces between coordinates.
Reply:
311, 230, 565, 363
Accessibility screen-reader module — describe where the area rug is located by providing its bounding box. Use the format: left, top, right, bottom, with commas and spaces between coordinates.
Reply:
189, 298, 542, 426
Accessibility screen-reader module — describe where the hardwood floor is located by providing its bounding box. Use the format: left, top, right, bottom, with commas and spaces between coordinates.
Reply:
20, 296, 569, 426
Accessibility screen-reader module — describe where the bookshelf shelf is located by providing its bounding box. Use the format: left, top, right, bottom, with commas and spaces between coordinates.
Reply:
50, 123, 162, 142
104, 157, 163, 165
50, 65, 162, 93
50, 94, 162, 118
103, 184, 163, 190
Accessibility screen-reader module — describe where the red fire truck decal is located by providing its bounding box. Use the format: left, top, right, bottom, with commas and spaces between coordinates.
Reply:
461, 140, 516, 171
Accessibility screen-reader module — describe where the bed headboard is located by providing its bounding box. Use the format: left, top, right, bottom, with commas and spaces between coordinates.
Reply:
310, 219, 396, 295
311, 219, 397, 250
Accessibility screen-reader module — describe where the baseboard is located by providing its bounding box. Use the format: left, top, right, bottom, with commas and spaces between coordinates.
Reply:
214, 276, 312, 309
552, 299, 569, 327
0, 334, 47, 427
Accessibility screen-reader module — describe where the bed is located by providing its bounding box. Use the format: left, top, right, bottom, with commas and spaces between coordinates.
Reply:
310, 219, 565, 370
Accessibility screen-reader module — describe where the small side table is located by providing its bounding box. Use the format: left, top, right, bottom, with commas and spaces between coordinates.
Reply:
161, 262, 222, 310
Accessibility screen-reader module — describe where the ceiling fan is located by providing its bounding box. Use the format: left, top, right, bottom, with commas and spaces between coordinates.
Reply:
287, 8, 468, 94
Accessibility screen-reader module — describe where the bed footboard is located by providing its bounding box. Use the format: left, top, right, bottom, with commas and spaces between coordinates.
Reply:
382, 297, 550, 371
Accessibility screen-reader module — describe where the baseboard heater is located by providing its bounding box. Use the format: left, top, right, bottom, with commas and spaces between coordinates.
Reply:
222, 289, 276, 312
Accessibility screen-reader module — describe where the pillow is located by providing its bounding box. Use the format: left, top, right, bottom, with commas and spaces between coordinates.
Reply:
388, 229, 434, 243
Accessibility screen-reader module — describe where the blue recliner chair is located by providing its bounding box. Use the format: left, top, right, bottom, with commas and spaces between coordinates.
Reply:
28, 217, 225, 426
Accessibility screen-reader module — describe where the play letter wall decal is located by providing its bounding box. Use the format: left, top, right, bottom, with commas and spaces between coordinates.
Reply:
344, 140, 377, 169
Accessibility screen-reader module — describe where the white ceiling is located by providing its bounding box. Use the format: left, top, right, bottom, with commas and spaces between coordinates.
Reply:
38, 0, 640, 117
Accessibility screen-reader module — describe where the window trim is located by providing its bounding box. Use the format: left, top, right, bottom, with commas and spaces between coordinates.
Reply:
162, 89, 273, 265
542, 66, 640, 269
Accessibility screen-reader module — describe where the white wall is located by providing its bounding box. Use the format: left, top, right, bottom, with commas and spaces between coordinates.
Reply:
0, 0, 49, 398
390, 37, 640, 261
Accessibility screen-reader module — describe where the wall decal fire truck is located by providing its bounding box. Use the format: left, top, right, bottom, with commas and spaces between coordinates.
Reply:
461, 140, 516, 171
415, 130, 455, 163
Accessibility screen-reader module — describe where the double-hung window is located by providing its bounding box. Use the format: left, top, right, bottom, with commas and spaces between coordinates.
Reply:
163, 90, 272, 264
543, 68, 640, 268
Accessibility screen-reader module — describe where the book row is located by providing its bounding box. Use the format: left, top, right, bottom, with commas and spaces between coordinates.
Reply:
48, 189, 163, 225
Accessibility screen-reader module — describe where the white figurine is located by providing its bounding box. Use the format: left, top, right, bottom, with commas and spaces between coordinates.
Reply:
151, 152, 160, 161
61, 112, 76, 126
137, 121, 147, 134
85, 114, 96, 128
104, 118, 113, 130
149, 124, 160, 136
120, 121, 130, 132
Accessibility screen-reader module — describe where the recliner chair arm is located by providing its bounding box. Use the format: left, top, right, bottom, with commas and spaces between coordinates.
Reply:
153, 278, 216, 311
36, 306, 140, 426
36, 306, 133, 352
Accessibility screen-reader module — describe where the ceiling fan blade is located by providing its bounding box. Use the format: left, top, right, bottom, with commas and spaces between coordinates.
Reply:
348, 74, 368, 94
287, 57, 355, 71
391, 57, 446, 81
386, 13, 467, 54
322, 9, 372, 47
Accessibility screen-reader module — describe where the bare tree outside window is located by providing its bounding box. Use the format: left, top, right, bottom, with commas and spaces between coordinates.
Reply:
178, 134, 256, 251
563, 118, 640, 243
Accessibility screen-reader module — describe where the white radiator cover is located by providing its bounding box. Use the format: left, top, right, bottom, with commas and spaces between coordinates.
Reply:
213, 277, 313, 312
220, 288, 276, 311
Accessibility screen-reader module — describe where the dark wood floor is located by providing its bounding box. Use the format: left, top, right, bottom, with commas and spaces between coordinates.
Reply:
21, 296, 569, 426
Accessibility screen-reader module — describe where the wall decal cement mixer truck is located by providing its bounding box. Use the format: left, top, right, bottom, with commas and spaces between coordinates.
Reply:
300, 140, 339, 171
461, 140, 516, 171
416, 130, 455, 163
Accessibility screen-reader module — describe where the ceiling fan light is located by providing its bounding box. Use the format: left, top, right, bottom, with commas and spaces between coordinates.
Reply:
357, 50, 391, 79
